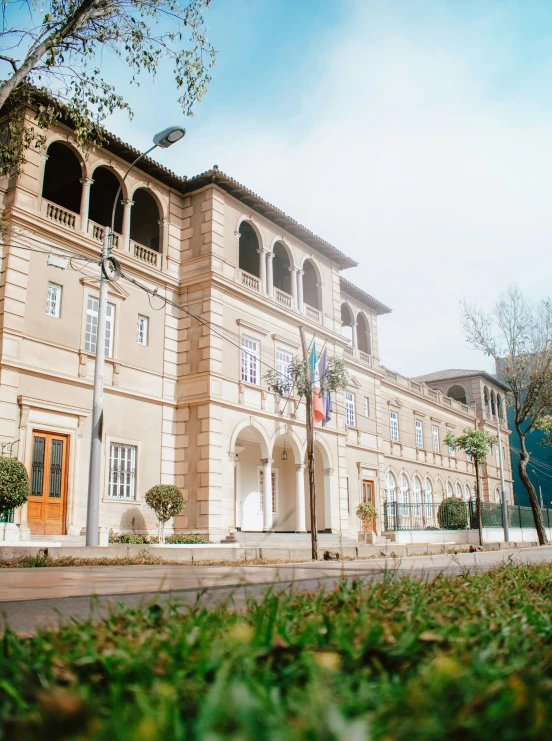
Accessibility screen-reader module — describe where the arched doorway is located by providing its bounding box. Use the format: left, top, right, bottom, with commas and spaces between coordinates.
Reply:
272, 241, 292, 296
304, 441, 332, 531
356, 313, 372, 355
233, 425, 268, 532
238, 221, 260, 278
340, 303, 354, 345
130, 188, 160, 251
271, 432, 302, 530
88, 166, 123, 234
447, 384, 467, 405
302, 260, 320, 310
42, 141, 82, 214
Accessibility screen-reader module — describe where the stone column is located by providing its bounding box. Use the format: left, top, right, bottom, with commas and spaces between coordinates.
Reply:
296, 269, 304, 312
158, 219, 170, 269
258, 249, 267, 294
289, 267, 298, 310
79, 177, 94, 234
262, 458, 273, 530
295, 464, 307, 531
121, 199, 134, 252
323, 468, 334, 531
266, 251, 274, 298
351, 320, 358, 352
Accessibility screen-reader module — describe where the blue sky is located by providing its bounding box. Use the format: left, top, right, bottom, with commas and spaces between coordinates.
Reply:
26, 0, 552, 375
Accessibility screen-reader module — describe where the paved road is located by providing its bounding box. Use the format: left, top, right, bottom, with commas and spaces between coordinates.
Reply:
2, 546, 552, 634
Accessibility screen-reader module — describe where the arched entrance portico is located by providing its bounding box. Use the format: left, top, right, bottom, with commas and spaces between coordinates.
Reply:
232, 423, 269, 532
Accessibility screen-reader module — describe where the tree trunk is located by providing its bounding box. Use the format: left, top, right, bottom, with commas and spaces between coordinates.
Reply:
300, 326, 318, 561
516, 425, 547, 545
474, 460, 483, 547
159, 519, 165, 545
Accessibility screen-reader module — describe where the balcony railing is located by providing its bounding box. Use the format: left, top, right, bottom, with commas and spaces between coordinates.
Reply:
241, 270, 260, 292
275, 288, 292, 307
359, 351, 372, 365
44, 201, 77, 229
133, 242, 161, 268
344, 345, 354, 356
90, 221, 120, 249
305, 303, 320, 322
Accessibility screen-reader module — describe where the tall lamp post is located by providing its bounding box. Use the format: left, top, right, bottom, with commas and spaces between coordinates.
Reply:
85, 126, 186, 546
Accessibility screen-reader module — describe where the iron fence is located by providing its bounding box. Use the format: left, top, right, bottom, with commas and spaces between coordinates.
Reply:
384, 499, 552, 532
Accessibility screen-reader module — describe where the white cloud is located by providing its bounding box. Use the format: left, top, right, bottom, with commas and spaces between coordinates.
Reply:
109, 1, 552, 377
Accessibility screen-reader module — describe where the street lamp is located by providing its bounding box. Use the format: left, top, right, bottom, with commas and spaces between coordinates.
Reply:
85, 126, 186, 546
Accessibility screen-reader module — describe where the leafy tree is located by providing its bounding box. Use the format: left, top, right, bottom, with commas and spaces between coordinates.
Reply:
145, 484, 185, 545
0, 0, 216, 175
355, 502, 377, 532
0, 457, 30, 516
461, 285, 552, 545
445, 430, 496, 546
264, 339, 350, 561
437, 496, 468, 530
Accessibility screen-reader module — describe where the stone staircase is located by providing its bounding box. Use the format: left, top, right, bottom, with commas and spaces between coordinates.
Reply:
221, 531, 360, 549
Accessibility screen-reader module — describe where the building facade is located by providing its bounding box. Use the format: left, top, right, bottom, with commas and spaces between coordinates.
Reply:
0, 111, 513, 540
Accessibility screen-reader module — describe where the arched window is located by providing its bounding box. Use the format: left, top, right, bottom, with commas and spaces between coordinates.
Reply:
497, 393, 503, 420
356, 313, 372, 355
484, 386, 490, 414
490, 390, 497, 417
423, 478, 434, 522
130, 188, 160, 251
340, 303, 354, 345
447, 384, 467, 405
42, 141, 82, 213
399, 473, 409, 516
385, 472, 396, 501
455, 482, 462, 499
238, 221, 260, 277
88, 166, 123, 234
495, 487, 502, 503
272, 241, 291, 294
302, 260, 320, 310
464, 484, 472, 502
446, 481, 454, 498
412, 476, 422, 523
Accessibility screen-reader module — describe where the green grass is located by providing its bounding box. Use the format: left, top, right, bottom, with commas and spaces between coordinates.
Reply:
1, 562, 552, 739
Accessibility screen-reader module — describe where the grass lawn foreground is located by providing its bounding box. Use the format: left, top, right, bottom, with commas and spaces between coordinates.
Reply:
1, 561, 551, 739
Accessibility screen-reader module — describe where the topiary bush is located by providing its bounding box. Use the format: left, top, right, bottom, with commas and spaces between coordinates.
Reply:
437, 496, 468, 530
145, 485, 185, 545
0, 457, 29, 517
355, 502, 378, 531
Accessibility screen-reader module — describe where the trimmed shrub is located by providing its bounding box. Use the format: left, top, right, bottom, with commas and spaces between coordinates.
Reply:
437, 497, 468, 530
145, 485, 185, 544
0, 457, 29, 516
150, 533, 210, 545
355, 503, 378, 531
109, 530, 149, 544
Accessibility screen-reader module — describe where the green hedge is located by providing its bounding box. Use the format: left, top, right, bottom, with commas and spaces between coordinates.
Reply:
108, 529, 209, 545
437, 497, 468, 530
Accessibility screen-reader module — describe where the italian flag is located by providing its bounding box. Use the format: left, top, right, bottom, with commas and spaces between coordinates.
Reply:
309, 342, 325, 424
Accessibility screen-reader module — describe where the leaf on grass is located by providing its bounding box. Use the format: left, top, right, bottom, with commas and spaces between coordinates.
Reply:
419, 631, 444, 643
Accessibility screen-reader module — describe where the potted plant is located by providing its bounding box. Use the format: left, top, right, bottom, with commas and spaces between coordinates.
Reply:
355, 502, 378, 542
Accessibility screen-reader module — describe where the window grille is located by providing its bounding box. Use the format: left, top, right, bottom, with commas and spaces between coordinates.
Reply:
241, 336, 260, 385
259, 470, 277, 512
415, 419, 423, 448
385, 472, 396, 502
345, 392, 356, 427
276, 349, 293, 394
423, 479, 433, 519
108, 443, 137, 500
85, 297, 114, 357
46, 282, 62, 317
390, 411, 399, 442
137, 315, 149, 346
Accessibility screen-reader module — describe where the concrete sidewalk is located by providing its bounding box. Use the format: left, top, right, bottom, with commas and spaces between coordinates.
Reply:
2, 545, 552, 635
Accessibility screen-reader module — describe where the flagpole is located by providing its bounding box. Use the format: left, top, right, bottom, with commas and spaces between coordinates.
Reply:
300, 325, 318, 561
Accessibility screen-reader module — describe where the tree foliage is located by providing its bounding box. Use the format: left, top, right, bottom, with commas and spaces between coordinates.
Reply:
0, 0, 216, 175
264, 356, 350, 399
145, 485, 185, 524
355, 502, 377, 528
444, 430, 496, 467
0, 457, 30, 515
460, 284, 552, 545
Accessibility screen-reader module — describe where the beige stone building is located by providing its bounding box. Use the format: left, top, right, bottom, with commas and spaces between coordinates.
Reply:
0, 111, 513, 541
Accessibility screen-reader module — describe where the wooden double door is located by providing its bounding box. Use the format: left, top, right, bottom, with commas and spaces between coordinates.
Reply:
27, 432, 69, 535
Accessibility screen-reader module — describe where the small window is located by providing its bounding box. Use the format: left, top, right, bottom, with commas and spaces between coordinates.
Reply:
46, 282, 62, 318
390, 411, 399, 442
415, 419, 423, 448
259, 469, 277, 513
364, 397, 370, 418
494, 445, 500, 465
449, 444, 455, 457
345, 391, 356, 427
108, 443, 137, 500
432, 425, 440, 453
136, 315, 149, 346
241, 336, 260, 385
466, 450, 472, 462
85, 297, 114, 357
276, 349, 293, 394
